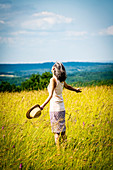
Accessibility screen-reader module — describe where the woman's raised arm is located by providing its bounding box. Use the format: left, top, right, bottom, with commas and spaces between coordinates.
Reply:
64, 81, 82, 93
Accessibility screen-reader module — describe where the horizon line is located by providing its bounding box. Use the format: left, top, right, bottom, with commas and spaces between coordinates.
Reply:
0, 60, 113, 64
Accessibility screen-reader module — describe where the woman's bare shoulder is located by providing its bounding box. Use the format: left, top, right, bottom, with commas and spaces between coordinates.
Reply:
50, 77, 56, 83
50, 77, 57, 87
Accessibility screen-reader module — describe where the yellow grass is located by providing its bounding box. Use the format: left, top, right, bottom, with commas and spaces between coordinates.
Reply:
0, 86, 113, 169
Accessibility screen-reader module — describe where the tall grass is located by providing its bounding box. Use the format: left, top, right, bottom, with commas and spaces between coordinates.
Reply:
0, 86, 113, 169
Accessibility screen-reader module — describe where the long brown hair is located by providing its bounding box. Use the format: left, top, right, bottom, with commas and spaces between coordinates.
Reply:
53, 62, 67, 82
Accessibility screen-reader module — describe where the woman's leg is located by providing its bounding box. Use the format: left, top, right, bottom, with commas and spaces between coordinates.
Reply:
54, 133, 59, 144
61, 131, 67, 142
61, 131, 67, 149
54, 133, 60, 154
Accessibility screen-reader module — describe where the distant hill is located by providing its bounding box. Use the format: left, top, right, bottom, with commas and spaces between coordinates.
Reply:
0, 62, 113, 86
0, 62, 113, 74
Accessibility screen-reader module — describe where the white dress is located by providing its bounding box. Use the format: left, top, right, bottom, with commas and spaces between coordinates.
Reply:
48, 76, 66, 133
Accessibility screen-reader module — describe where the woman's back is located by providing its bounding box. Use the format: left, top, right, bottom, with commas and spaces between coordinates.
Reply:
48, 76, 65, 111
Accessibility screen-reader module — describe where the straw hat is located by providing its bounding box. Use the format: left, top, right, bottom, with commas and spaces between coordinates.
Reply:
26, 104, 41, 119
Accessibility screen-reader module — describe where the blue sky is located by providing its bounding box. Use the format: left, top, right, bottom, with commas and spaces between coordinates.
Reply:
0, 0, 113, 63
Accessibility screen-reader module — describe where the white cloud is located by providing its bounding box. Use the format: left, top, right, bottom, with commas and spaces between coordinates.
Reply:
105, 25, 113, 35
33, 11, 72, 24
0, 3, 11, 9
0, 37, 15, 44
0, 20, 5, 24
10, 30, 35, 36
10, 30, 49, 37
99, 25, 113, 35
66, 31, 87, 37
33, 11, 54, 17
22, 11, 73, 30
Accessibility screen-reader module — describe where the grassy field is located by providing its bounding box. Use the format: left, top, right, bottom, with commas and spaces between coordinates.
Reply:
0, 86, 113, 170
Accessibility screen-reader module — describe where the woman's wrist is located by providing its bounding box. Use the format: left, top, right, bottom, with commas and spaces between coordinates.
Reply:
40, 105, 44, 110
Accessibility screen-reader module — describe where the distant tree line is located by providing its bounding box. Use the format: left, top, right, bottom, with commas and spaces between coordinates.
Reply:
0, 72, 52, 92
71, 79, 113, 87
0, 72, 113, 92
66, 71, 113, 83
0, 76, 27, 86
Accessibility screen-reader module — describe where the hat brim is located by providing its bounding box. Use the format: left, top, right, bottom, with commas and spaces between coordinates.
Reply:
26, 104, 41, 119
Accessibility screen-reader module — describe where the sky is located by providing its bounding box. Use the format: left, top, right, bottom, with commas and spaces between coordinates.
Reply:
0, 0, 113, 63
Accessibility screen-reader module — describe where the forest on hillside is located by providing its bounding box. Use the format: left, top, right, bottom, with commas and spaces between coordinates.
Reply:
0, 62, 113, 92
0, 72, 52, 92
0, 71, 113, 92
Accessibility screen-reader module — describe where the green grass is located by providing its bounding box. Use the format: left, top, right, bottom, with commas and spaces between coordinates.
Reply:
0, 86, 113, 169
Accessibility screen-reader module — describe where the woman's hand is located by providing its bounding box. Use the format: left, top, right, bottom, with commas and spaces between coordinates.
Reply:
40, 105, 44, 110
76, 88, 82, 93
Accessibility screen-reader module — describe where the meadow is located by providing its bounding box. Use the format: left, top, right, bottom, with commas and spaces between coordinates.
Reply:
0, 86, 113, 170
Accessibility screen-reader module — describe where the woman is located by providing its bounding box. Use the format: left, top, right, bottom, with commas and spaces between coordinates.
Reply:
40, 62, 81, 150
